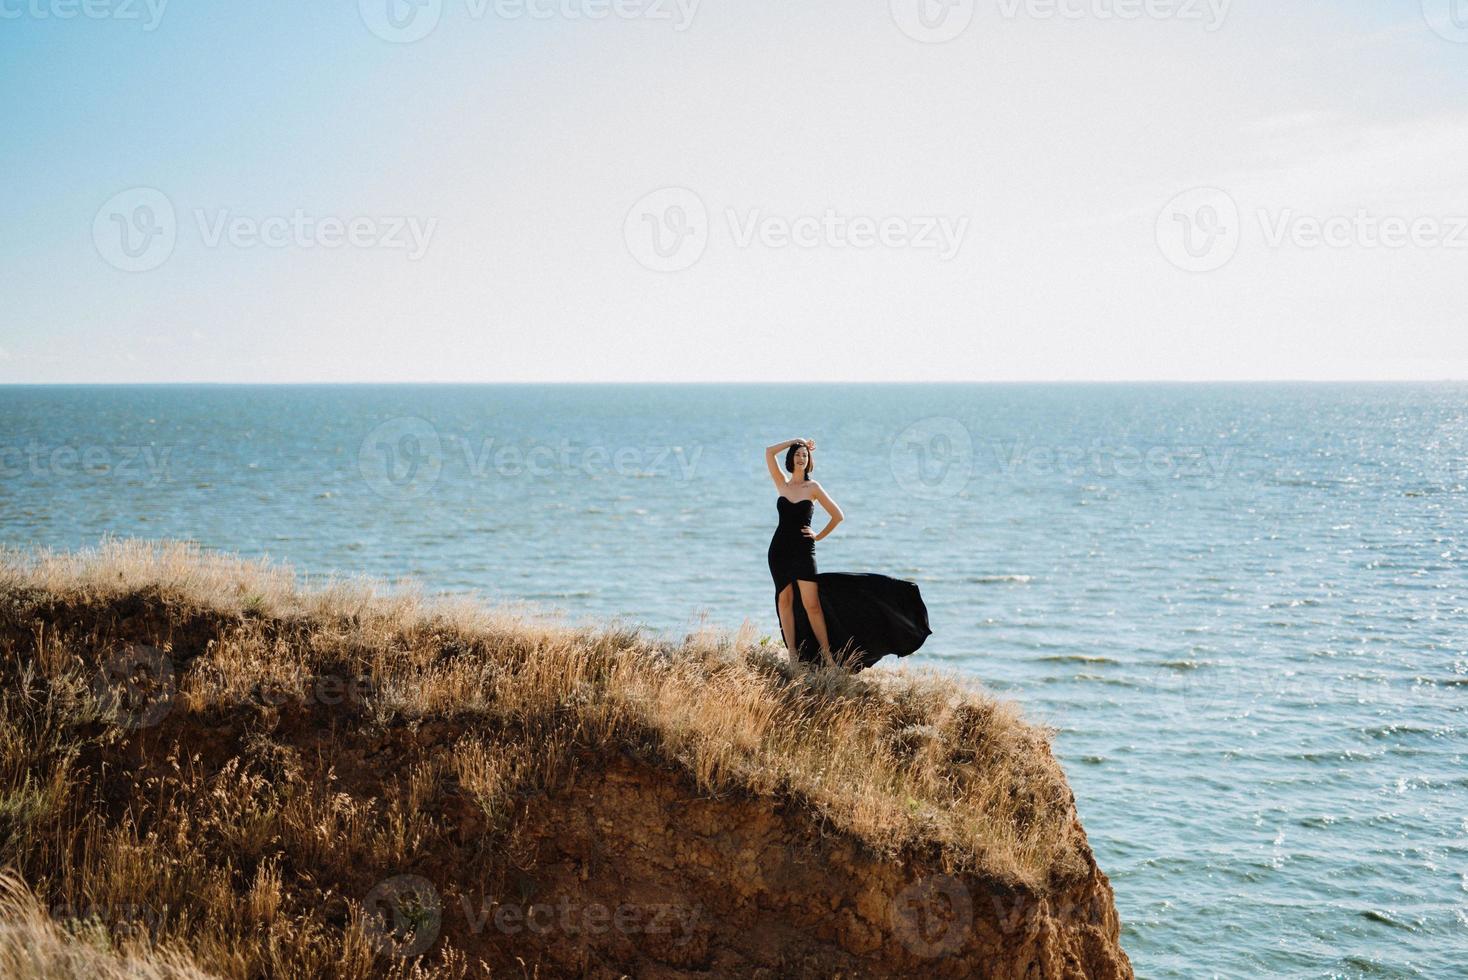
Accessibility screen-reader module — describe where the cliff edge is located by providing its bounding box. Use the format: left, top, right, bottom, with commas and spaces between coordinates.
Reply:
0, 541, 1132, 978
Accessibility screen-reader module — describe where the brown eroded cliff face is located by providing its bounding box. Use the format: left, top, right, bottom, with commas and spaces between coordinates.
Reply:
0, 541, 1131, 978
458, 750, 1131, 978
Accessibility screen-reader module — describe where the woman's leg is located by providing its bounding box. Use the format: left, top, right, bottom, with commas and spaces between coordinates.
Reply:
776, 584, 799, 663
797, 580, 832, 662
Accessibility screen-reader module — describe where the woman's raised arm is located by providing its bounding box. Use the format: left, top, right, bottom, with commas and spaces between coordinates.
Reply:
765, 438, 804, 490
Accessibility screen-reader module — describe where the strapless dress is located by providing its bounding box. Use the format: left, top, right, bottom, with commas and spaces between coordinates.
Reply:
765, 494, 931, 671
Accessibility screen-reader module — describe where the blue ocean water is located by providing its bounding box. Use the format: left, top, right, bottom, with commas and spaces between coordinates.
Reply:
1, 382, 1464, 978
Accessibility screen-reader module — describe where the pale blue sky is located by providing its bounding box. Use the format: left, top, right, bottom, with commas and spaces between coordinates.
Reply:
3, 1, 1466, 381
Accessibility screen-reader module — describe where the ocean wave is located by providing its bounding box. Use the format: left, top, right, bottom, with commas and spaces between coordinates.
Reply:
1358, 909, 1420, 931
1361, 724, 1452, 740
1035, 654, 1120, 665
1287, 750, 1383, 764
1073, 673, 1133, 686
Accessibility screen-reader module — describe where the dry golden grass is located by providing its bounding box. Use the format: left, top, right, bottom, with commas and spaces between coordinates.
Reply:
0, 538, 1086, 978
0, 872, 216, 979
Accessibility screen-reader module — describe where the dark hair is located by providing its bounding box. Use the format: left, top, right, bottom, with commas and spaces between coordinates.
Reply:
783, 443, 813, 479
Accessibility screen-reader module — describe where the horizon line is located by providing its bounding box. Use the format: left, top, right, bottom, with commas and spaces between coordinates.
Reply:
3, 378, 1468, 387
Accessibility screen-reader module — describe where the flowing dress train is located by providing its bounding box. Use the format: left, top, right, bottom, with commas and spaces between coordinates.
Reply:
767, 494, 931, 671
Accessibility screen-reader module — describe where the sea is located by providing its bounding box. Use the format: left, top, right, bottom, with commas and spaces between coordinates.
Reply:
1, 382, 1463, 979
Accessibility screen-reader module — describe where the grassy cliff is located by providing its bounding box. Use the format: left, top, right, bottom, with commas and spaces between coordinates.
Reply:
0, 540, 1130, 978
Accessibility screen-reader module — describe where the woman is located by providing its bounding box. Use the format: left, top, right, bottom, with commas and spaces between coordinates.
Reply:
765, 437, 932, 671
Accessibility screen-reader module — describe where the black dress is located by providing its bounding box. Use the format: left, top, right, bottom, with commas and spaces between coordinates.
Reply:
767, 494, 932, 671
